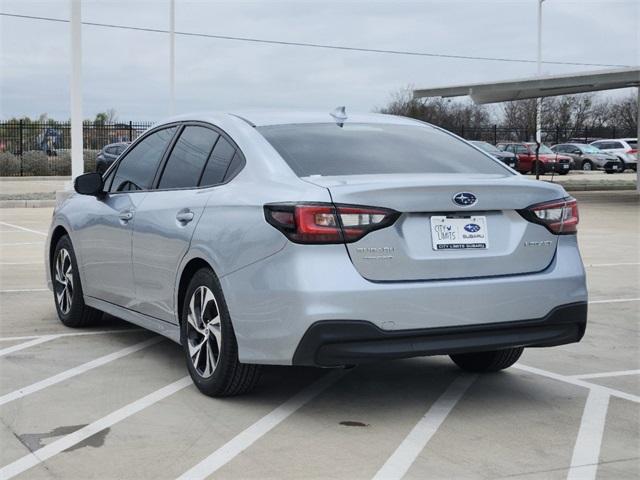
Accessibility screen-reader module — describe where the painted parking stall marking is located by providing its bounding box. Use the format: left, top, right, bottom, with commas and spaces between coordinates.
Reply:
372, 375, 477, 480
176, 370, 346, 480
0, 376, 193, 480
0, 337, 163, 406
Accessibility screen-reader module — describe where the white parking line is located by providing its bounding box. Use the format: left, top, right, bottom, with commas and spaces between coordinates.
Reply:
176, 370, 346, 480
0, 242, 44, 246
567, 390, 610, 480
0, 221, 47, 236
0, 337, 162, 406
0, 376, 192, 480
572, 369, 640, 380
372, 375, 477, 480
0, 335, 59, 357
588, 298, 640, 305
585, 262, 640, 268
514, 364, 639, 404
0, 262, 43, 265
0, 288, 48, 293
0, 328, 141, 342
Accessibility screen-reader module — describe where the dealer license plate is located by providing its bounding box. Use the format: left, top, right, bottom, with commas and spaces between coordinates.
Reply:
430, 216, 489, 250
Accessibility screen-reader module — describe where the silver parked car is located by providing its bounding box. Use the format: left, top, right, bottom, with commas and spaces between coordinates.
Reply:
589, 138, 638, 171
551, 143, 621, 173
46, 110, 588, 397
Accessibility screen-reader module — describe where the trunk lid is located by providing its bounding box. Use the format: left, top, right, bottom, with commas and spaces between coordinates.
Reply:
304, 173, 564, 282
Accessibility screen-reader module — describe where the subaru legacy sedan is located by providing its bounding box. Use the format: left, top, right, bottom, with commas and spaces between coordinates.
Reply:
46, 111, 588, 397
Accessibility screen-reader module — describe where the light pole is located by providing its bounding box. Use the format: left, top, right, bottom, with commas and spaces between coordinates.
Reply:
70, 0, 83, 181
169, 0, 176, 116
535, 0, 545, 180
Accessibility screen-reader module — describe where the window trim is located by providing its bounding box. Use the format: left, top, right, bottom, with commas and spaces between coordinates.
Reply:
150, 120, 246, 193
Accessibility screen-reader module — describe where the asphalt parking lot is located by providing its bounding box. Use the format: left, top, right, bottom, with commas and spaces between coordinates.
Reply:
0, 190, 638, 480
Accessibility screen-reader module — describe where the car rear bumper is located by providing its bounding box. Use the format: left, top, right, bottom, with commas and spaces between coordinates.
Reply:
223, 235, 587, 365
292, 302, 587, 366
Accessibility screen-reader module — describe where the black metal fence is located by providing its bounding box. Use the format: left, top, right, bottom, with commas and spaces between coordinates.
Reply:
0, 120, 635, 176
0, 121, 152, 176
447, 125, 636, 145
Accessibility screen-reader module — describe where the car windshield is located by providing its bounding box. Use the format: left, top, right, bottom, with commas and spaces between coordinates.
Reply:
472, 141, 500, 153
527, 144, 553, 154
580, 145, 601, 154
258, 123, 508, 176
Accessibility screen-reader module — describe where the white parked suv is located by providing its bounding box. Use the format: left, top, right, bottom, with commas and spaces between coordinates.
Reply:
589, 138, 638, 172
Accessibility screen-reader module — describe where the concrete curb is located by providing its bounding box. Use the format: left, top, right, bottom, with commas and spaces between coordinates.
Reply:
0, 199, 57, 208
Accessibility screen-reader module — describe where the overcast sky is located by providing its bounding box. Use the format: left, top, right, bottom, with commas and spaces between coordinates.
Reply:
1, 0, 638, 121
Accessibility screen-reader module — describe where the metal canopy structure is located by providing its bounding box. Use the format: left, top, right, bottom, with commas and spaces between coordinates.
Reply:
413, 67, 640, 192
413, 67, 640, 104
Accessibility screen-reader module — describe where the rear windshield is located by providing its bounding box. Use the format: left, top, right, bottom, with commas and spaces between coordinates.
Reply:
257, 123, 508, 177
627, 140, 637, 149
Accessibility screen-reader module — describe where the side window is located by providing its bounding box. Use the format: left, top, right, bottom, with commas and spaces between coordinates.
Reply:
110, 127, 176, 192
200, 136, 236, 186
515, 145, 528, 154
610, 142, 623, 149
158, 126, 219, 189
223, 152, 243, 182
555, 145, 566, 153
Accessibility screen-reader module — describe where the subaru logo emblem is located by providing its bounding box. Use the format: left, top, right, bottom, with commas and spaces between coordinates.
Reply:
464, 223, 481, 233
453, 192, 477, 207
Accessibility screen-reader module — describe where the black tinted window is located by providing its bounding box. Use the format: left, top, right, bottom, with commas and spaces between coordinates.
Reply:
110, 127, 176, 192
258, 123, 507, 176
158, 126, 219, 189
200, 136, 236, 186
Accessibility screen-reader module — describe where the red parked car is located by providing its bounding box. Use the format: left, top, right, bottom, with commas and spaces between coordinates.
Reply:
497, 142, 572, 175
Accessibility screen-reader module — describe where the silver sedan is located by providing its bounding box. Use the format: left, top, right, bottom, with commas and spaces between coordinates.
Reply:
46, 110, 588, 397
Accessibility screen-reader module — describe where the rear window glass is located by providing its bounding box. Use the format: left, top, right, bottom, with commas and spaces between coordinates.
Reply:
627, 140, 637, 149
257, 123, 508, 176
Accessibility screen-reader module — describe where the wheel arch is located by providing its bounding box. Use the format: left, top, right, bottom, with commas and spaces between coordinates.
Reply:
49, 225, 70, 267
176, 257, 215, 324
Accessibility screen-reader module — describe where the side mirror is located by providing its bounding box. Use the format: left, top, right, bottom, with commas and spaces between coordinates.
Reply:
74, 172, 104, 196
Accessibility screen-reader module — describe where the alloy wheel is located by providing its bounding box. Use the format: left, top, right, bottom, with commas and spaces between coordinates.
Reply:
54, 248, 74, 314
186, 286, 222, 378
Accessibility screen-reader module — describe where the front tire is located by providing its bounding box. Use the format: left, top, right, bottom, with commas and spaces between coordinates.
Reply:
581, 160, 593, 171
52, 235, 102, 327
181, 268, 261, 397
450, 347, 524, 372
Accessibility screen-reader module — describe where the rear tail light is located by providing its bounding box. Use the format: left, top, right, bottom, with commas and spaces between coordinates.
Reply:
264, 203, 399, 244
519, 197, 579, 234
627, 149, 637, 154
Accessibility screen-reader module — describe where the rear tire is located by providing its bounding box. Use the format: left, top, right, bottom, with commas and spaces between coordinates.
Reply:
181, 267, 261, 397
450, 347, 524, 372
617, 158, 626, 172
581, 160, 593, 171
52, 235, 102, 328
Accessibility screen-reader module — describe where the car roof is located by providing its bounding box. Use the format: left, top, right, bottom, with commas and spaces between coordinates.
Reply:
155, 110, 424, 128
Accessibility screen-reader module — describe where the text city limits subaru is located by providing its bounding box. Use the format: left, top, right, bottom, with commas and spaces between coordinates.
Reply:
46, 110, 588, 396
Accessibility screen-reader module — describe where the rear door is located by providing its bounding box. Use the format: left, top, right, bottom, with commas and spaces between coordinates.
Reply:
130, 124, 240, 322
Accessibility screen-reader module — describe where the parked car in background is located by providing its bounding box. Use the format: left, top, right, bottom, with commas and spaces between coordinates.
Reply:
46, 110, 587, 397
470, 141, 518, 169
589, 138, 638, 172
496, 142, 572, 175
551, 143, 621, 173
95, 142, 129, 174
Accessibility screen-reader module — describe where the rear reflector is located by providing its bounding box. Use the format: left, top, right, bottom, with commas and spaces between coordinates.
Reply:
519, 197, 579, 234
264, 203, 399, 244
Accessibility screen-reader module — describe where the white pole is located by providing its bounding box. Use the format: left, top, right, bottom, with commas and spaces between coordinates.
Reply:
535, 0, 544, 179
636, 87, 640, 193
70, 0, 83, 180
169, 0, 176, 116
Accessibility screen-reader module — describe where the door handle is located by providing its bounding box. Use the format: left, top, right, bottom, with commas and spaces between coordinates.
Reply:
119, 211, 134, 221
176, 210, 194, 224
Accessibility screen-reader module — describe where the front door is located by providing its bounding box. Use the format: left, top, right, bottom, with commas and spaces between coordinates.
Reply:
79, 126, 178, 307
